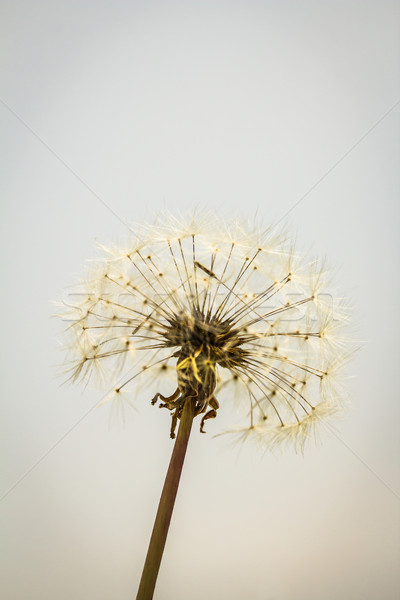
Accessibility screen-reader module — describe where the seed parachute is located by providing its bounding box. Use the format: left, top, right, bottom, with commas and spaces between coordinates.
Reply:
59, 213, 351, 451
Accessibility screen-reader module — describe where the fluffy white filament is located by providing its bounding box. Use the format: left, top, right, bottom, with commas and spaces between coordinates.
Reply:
58, 213, 351, 451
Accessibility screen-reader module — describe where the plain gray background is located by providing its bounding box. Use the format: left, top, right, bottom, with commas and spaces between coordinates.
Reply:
1, 2, 399, 599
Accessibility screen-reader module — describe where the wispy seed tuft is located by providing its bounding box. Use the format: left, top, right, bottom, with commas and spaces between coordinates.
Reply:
58, 213, 352, 451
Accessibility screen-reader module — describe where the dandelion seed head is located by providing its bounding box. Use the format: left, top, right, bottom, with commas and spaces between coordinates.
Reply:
59, 213, 352, 450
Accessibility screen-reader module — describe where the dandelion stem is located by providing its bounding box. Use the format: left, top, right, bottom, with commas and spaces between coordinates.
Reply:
136, 397, 195, 600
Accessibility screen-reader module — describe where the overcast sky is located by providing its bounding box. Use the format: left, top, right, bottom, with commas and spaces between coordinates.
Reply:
1, 2, 399, 599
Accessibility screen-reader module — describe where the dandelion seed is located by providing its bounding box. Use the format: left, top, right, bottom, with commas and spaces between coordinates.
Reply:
57, 212, 352, 598
60, 213, 349, 449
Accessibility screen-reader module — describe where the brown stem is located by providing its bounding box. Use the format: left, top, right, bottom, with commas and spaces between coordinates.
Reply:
136, 398, 195, 600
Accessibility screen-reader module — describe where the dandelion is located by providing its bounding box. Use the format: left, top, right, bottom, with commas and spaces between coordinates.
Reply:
58, 212, 350, 599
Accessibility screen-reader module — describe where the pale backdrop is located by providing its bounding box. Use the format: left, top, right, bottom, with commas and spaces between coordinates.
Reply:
1, 2, 399, 599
